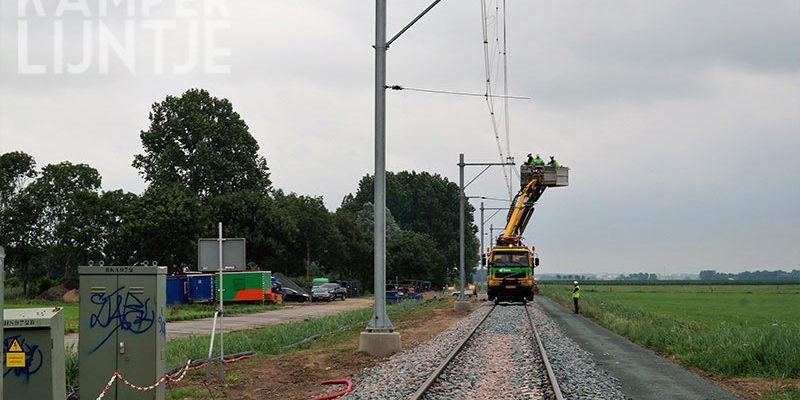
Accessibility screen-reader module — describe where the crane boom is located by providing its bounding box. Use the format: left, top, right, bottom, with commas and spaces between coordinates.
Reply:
487, 163, 568, 304
498, 165, 566, 245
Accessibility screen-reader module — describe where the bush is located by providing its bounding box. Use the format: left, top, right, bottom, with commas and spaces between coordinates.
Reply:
36, 276, 54, 297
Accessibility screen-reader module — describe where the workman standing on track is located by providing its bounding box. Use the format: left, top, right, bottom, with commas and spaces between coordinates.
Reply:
572, 281, 581, 314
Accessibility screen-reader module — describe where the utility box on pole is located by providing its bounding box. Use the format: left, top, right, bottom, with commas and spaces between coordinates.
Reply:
79, 266, 167, 400
3, 308, 66, 400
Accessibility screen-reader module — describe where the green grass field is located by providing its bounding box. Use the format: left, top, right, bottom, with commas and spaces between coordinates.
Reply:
540, 283, 800, 379
4, 301, 280, 333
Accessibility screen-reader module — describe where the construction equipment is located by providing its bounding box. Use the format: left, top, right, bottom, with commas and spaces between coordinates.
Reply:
487, 164, 568, 303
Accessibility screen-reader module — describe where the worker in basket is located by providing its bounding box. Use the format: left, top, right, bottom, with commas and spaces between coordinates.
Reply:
548, 156, 559, 168
526, 153, 534, 165
531, 154, 545, 168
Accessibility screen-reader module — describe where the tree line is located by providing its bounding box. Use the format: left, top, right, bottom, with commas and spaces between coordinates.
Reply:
699, 269, 800, 282
0, 89, 479, 297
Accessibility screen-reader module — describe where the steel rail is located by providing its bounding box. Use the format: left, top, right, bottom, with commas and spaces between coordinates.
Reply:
526, 305, 565, 400
409, 304, 496, 400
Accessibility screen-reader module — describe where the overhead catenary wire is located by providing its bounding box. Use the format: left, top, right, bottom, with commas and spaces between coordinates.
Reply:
501, 0, 520, 183
387, 85, 530, 100
481, 0, 513, 199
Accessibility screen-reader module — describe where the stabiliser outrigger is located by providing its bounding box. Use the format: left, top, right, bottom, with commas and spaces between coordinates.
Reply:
487, 163, 568, 304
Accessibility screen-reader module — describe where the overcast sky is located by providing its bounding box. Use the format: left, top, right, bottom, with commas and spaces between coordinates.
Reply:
1, 1, 798, 274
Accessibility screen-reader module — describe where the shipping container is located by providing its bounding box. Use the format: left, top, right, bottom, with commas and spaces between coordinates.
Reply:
187, 274, 215, 303
216, 271, 272, 303
166, 275, 188, 305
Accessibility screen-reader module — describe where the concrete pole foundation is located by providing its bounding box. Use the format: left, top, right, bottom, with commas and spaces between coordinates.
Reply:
359, 331, 401, 357
454, 300, 471, 312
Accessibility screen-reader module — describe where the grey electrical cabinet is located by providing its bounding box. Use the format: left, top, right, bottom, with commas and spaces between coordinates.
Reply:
3, 307, 66, 400
79, 266, 167, 400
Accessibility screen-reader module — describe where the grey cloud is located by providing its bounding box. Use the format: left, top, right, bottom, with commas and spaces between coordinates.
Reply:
1, 0, 798, 274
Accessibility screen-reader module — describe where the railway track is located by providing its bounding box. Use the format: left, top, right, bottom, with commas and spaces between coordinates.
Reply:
409, 303, 565, 400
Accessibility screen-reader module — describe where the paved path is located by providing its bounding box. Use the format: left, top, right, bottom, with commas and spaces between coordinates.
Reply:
537, 296, 737, 400
64, 298, 372, 347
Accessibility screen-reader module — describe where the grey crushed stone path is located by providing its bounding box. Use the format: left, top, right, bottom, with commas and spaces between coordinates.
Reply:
536, 296, 737, 400
64, 298, 373, 347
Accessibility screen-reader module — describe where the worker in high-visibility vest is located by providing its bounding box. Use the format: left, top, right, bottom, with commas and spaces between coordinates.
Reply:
548, 156, 559, 168
572, 281, 581, 314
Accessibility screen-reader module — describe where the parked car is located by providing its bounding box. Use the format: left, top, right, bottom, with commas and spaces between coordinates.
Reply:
312, 283, 347, 302
451, 288, 477, 297
282, 287, 310, 303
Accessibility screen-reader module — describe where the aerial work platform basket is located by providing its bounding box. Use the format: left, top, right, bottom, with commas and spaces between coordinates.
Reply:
520, 165, 569, 187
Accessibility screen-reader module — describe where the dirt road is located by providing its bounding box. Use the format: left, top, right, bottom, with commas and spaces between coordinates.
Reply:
64, 298, 373, 347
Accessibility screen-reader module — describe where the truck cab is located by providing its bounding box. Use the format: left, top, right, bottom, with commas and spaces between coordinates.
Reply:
487, 246, 537, 304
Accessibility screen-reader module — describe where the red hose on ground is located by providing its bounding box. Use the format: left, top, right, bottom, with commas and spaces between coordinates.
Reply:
308, 379, 353, 400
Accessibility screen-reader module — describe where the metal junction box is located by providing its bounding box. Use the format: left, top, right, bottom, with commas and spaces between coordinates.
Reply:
79, 266, 166, 400
3, 307, 66, 400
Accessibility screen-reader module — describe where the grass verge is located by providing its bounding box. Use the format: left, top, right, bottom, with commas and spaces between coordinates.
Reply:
65, 299, 446, 396
540, 284, 800, 379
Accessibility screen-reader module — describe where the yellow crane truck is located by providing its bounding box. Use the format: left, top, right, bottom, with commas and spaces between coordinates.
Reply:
487, 164, 568, 304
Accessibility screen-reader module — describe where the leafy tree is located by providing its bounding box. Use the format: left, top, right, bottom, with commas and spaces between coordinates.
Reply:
97, 190, 140, 265
340, 171, 480, 282
0, 191, 46, 295
387, 230, 446, 287
0, 151, 37, 209
273, 191, 341, 278
353, 202, 402, 242
133, 88, 271, 197
204, 190, 297, 271
25, 162, 104, 282
330, 209, 373, 288
122, 185, 205, 267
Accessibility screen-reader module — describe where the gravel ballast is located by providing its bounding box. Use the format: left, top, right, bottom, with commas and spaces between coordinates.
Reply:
346, 304, 493, 399
422, 305, 551, 400
346, 301, 626, 400
528, 301, 626, 400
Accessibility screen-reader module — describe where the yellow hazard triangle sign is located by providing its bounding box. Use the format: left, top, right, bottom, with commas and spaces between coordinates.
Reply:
9, 339, 23, 352
6, 339, 26, 368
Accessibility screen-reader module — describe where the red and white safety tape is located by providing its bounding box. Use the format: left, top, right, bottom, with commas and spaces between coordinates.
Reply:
95, 359, 192, 400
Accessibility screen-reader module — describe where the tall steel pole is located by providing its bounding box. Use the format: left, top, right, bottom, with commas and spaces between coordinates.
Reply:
217, 222, 224, 379
458, 153, 466, 301
480, 201, 485, 268
368, 0, 392, 332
